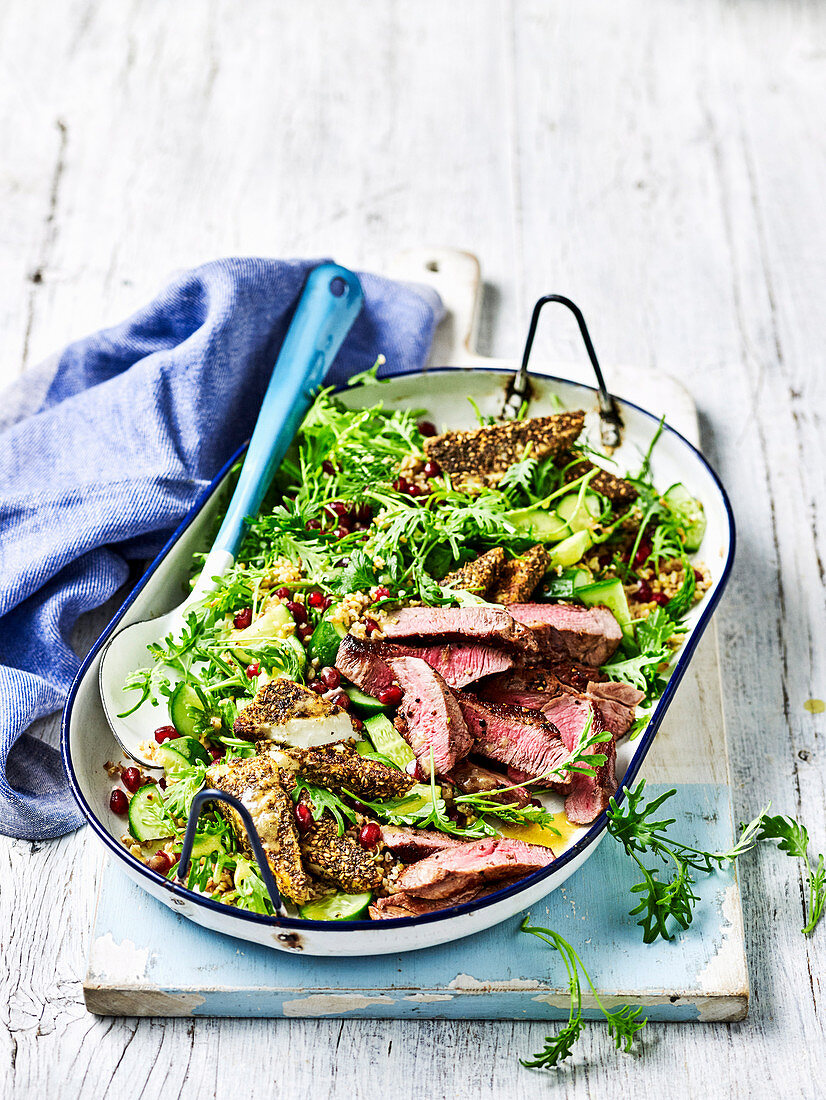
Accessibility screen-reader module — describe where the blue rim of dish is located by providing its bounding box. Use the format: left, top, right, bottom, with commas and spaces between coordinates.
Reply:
61, 364, 736, 934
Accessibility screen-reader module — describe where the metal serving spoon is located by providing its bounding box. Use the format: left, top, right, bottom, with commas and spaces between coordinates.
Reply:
99, 263, 364, 766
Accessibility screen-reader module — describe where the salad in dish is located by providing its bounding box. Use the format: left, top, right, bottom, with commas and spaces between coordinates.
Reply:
108, 368, 711, 922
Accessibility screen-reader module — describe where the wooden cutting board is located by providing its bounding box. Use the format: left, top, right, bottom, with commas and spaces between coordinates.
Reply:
84, 249, 747, 1021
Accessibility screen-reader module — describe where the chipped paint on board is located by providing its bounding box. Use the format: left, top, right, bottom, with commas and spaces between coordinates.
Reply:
404, 994, 454, 1003
449, 973, 542, 992
281, 994, 397, 1016
697, 881, 749, 996
88, 933, 149, 984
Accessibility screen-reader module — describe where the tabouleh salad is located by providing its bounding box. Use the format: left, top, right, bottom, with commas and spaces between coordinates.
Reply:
107, 367, 710, 922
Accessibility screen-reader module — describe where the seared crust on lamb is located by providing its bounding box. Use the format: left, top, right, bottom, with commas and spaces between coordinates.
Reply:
205, 756, 312, 903
489, 544, 549, 604
423, 411, 585, 488
442, 547, 506, 595
259, 739, 415, 801
555, 453, 638, 505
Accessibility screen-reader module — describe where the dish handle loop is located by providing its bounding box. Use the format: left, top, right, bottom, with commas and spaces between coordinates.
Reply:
175, 788, 286, 916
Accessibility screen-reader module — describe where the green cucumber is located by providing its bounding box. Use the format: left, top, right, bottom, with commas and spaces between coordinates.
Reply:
190, 832, 224, 860
507, 505, 570, 543
543, 567, 593, 598
364, 713, 415, 769
299, 891, 373, 921
308, 615, 347, 667
128, 784, 174, 842
663, 483, 707, 552
546, 528, 593, 569
344, 685, 392, 715
169, 681, 203, 738
157, 736, 210, 770
556, 490, 602, 532
230, 601, 292, 644
577, 577, 633, 638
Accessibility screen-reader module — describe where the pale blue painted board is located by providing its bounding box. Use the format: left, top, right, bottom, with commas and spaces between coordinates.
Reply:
85, 784, 748, 1020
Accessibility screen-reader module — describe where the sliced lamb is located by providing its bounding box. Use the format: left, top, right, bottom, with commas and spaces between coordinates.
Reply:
393, 836, 554, 900
385, 640, 514, 689
456, 693, 571, 785
380, 605, 539, 655
369, 878, 523, 919
335, 634, 396, 696
387, 656, 473, 775
507, 602, 622, 666
448, 758, 530, 807
378, 825, 466, 862
585, 680, 644, 737
539, 695, 617, 824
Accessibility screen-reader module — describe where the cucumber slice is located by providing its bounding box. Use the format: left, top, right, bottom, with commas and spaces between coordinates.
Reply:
345, 685, 392, 715
546, 529, 593, 569
169, 682, 203, 738
190, 832, 224, 860
299, 891, 373, 921
577, 577, 633, 638
507, 505, 570, 543
543, 567, 593, 599
308, 616, 347, 667
364, 713, 415, 769
158, 736, 210, 769
663, 483, 707, 552
556, 491, 602, 532
230, 601, 292, 644
128, 785, 174, 842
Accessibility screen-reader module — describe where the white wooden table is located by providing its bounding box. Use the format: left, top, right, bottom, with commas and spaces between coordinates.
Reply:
1, 2, 824, 1096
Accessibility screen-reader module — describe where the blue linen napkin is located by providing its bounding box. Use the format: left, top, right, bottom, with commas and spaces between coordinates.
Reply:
0, 257, 442, 840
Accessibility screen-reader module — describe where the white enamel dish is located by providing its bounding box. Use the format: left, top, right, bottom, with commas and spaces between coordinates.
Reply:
62, 366, 735, 956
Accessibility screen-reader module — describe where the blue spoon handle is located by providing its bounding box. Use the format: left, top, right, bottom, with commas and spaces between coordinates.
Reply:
209, 264, 363, 563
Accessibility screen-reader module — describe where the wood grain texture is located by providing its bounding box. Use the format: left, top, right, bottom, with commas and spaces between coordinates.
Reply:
1, 0, 824, 1096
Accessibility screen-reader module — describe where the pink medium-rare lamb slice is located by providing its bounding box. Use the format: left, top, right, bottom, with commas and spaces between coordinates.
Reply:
455, 693, 572, 786
539, 694, 617, 824
506, 602, 622, 666
385, 640, 515, 689
379, 605, 539, 656
369, 877, 525, 919
584, 680, 644, 738
392, 836, 555, 900
387, 656, 473, 775
335, 634, 396, 697
378, 825, 467, 862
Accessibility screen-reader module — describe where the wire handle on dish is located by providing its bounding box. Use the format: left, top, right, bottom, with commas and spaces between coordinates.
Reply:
191, 263, 364, 602
176, 788, 285, 915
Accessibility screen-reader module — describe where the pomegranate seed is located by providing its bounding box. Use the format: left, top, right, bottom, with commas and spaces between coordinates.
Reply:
305, 518, 322, 531
209, 745, 225, 761
297, 623, 315, 642
309, 679, 326, 694
321, 595, 333, 611
354, 503, 373, 524
246, 662, 260, 678
109, 788, 128, 815
636, 580, 654, 603
407, 483, 423, 498
122, 767, 142, 793
306, 590, 326, 609
233, 607, 253, 630
148, 851, 171, 874
286, 600, 307, 624
693, 568, 703, 583
393, 476, 411, 494
418, 420, 437, 437
325, 500, 350, 520
321, 460, 336, 475
158, 777, 167, 791
333, 691, 352, 711
372, 586, 390, 601
275, 586, 292, 600
364, 617, 379, 636
597, 551, 613, 569
358, 822, 382, 850
333, 525, 350, 540
423, 460, 441, 478
632, 540, 652, 569
405, 758, 421, 779
377, 685, 403, 707
320, 666, 341, 690
154, 725, 178, 744
350, 715, 364, 732
295, 803, 314, 833
652, 592, 670, 607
